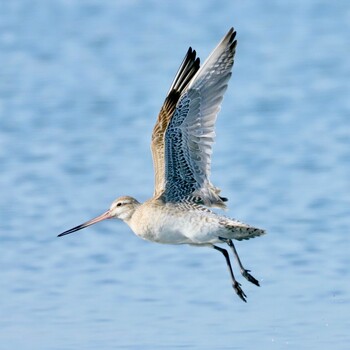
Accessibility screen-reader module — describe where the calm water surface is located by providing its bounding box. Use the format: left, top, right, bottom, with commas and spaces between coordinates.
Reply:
1, 1, 349, 349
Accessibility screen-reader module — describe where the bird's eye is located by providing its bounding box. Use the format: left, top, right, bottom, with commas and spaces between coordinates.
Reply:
116, 202, 122, 207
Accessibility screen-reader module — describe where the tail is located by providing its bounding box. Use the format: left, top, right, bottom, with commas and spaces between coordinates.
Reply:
220, 219, 266, 241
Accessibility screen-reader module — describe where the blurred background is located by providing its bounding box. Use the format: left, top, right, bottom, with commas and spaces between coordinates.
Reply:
0, 0, 349, 349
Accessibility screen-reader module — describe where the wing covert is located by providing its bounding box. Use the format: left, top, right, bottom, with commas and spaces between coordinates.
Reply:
163, 28, 237, 208
151, 48, 200, 198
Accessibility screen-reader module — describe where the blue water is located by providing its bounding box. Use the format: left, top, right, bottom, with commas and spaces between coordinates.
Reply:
1, 0, 349, 349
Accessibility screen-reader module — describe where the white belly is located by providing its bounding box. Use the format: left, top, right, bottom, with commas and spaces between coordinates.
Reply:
127, 203, 222, 245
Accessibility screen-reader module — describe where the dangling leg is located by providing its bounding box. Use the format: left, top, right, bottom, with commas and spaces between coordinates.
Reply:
219, 237, 260, 286
213, 245, 247, 302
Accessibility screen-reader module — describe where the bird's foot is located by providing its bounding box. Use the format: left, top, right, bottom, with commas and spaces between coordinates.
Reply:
241, 269, 260, 287
232, 281, 247, 302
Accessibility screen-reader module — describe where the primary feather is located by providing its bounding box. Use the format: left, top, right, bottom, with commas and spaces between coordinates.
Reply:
162, 28, 237, 208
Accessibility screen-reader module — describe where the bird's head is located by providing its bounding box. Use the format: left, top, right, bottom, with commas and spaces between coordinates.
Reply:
108, 196, 140, 221
58, 196, 140, 237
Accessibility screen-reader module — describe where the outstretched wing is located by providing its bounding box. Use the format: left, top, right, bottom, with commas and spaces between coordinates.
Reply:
163, 28, 237, 208
151, 48, 200, 198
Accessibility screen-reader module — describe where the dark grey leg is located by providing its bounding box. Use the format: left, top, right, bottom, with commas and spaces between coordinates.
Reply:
213, 245, 247, 302
219, 237, 260, 287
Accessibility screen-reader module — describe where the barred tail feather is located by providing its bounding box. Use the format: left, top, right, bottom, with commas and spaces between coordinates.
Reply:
220, 220, 266, 241
232, 226, 266, 241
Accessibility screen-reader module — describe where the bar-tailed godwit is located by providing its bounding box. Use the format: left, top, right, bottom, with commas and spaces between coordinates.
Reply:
58, 28, 266, 302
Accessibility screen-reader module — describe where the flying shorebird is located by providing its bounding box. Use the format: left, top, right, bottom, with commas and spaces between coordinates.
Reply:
58, 28, 266, 302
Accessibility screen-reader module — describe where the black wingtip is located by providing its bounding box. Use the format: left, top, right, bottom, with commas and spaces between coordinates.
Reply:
194, 56, 200, 68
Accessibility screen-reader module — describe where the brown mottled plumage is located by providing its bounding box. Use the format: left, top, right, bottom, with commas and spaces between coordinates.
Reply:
59, 28, 266, 302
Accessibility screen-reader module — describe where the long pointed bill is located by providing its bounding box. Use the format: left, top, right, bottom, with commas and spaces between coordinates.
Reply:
58, 210, 112, 237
